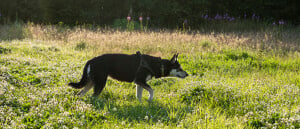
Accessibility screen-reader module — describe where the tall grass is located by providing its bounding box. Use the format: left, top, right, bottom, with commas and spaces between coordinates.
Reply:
0, 22, 299, 128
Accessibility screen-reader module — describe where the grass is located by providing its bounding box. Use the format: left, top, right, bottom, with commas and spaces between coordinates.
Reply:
0, 22, 300, 128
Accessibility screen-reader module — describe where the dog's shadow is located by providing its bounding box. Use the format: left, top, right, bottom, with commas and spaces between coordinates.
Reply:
85, 92, 188, 123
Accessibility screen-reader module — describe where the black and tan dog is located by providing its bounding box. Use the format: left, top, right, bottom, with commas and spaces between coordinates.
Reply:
68, 51, 188, 101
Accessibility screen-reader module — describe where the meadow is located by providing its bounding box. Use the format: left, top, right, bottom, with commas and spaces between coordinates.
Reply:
0, 22, 300, 128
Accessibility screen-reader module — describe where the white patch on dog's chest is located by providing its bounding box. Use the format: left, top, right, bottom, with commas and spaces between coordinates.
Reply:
145, 75, 152, 81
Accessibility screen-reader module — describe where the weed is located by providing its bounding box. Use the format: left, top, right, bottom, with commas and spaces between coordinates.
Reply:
0, 46, 12, 54
75, 41, 87, 51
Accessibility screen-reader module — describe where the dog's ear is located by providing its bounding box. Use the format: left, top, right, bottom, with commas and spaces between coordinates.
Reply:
171, 53, 179, 63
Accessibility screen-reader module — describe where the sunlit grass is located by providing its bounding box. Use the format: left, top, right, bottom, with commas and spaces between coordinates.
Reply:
0, 23, 299, 128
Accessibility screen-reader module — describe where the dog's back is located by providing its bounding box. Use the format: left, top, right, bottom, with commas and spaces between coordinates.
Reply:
94, 53, 141, 82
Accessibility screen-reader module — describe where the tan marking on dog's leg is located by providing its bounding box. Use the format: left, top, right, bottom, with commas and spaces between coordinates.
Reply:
141, 86, 154, 102
77, 81, 93, 96
148, 88, 154, 102
136, 85, 143, 101
135, 82, 154, 102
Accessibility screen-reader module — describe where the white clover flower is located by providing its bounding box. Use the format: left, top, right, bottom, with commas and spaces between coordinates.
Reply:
62, 111, 70, 117
43, 123, 53, 129
58, 119, 64, 124
112, 107, 117, 111
121, 121, 126, 125
61, 125, 69, 129
144, 115, 149, 120
102, 111, 110, 116
38, 113, 43, 117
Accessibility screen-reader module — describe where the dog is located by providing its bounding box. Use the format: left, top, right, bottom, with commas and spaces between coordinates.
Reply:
68, 51, 188, 101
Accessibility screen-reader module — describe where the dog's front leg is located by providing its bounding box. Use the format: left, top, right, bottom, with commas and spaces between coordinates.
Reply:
135, 82, 154, 102
136, 84, 143, 101
147, 87, 154, 102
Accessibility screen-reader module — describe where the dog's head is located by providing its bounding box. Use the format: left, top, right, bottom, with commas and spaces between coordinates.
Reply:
166, 53, 188, 78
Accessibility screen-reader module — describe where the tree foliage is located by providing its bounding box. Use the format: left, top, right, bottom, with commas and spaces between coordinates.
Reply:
0, 0, 299, 27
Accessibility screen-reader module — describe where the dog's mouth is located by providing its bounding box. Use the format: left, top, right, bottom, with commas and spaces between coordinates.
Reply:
176, 73, 188, 78
177, 75, 186, 78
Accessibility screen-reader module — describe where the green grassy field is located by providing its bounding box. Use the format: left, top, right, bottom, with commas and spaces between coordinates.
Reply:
0, 23, 300, 128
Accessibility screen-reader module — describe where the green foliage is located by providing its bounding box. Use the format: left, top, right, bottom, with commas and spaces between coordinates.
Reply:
113, 19, 128, 30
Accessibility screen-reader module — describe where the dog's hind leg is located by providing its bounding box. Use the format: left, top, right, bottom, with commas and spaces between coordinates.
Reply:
92, 73, 108, 97
77, 80, 93, 96
136, 84, 143, 101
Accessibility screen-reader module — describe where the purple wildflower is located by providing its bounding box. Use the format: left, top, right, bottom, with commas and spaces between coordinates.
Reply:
202, 14, 209, 19
223, 13, 229, 20
229, 17, 235, 21
256, 16, 260, 20
272, 22, 276, 25
204, 14, 208, 19
214, 14, 222, 20
278, 20, 285, 25
127, 16, 131, 21
252, 13, 256, 20
251, 13, 260, 20
139, 16, 143, 21
146, 16, 150, 21
183, 19, 188, 25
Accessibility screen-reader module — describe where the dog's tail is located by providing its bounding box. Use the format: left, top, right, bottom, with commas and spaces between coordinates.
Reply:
68, 61, 91, 89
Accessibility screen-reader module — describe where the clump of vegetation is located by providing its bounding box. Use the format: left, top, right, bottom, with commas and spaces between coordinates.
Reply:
0, 46, 11, 54
75, 41, 88, 51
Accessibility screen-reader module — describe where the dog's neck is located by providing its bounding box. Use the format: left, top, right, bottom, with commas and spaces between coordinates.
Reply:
159, 59, 172, 78
146, 57, 164, 78
135, 51, 167, 78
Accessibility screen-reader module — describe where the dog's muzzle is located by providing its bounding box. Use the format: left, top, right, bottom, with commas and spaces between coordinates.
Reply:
180, 72, 189, 78
176, 71, 189, 78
